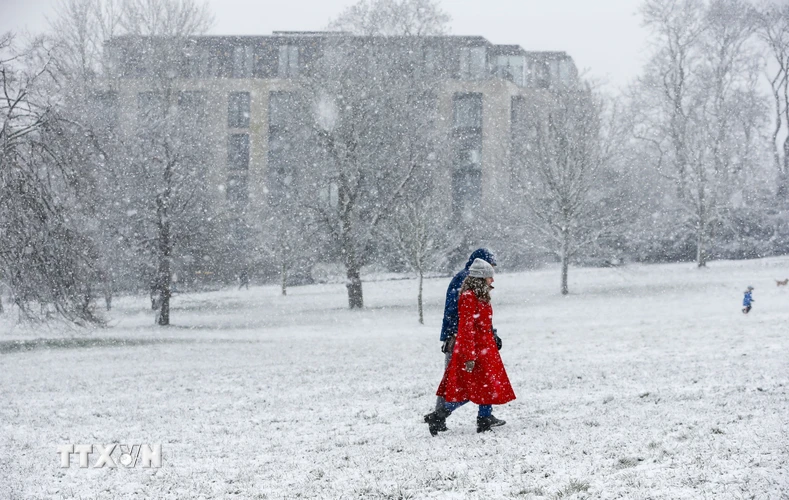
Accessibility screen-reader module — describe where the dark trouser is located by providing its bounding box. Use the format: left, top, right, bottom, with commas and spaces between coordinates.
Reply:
444, 401, 492, 417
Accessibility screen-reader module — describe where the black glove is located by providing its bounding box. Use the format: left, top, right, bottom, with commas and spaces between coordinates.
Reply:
441, 336, 455, 354
493, 328, 502, 350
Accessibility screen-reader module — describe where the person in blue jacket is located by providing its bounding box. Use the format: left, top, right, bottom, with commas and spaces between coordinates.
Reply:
426, 248, 504, 432
742, 286, 754, 314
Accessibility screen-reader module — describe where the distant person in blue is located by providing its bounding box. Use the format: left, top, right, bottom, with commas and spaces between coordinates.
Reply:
742, 286, 754, 314
425, 248, 504, 433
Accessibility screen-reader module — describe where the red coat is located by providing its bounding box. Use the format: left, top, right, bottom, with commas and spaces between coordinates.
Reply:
436, 290, 516, 405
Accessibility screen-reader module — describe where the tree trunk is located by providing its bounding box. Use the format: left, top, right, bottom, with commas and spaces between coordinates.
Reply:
560, 228, 570, 295
770, 82, 784, 199
346, 266, 363, 309
156, 166, 172, 326
780, 135, 789, 202
696, 183, 707, 268
157, 222, 172, 326
777, 170, 789, 203
81, 284, 92, 315
696, 227, 706, 268
281, 260, 287, 296
418, 270, 424, 325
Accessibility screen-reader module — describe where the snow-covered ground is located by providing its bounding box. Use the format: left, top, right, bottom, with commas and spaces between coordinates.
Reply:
1, 257, 788, 499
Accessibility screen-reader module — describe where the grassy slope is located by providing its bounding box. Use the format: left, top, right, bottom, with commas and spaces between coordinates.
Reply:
1, 257, 788, 498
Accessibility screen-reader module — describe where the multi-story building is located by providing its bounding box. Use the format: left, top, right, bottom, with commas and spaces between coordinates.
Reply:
104, 32, 576, 227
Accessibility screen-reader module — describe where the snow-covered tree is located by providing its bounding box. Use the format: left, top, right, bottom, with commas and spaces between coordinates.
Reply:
328, 0, 451, 36
283, 1, 450, 309
386, 194, 457, 323
250, 198, 319, 296
304, 36, 446, 308
49, 0, 124, 85
756, 2, 789, 199
511, 85, 623, 295
98, 0, 214, 324
633, 0, 764, 267
0, 33, 102, 323
39, 0, 217, 326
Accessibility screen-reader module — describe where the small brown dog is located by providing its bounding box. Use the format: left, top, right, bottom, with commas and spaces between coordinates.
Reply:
776, 278, 788, 286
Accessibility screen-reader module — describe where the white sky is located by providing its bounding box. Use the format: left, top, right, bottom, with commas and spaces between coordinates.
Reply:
2, 0, 649, 90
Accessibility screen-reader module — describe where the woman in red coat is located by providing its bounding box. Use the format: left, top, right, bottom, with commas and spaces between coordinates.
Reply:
425, 258, 516, 435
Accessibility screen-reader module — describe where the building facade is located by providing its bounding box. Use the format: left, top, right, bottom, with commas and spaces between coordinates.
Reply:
104, 32, 577, 226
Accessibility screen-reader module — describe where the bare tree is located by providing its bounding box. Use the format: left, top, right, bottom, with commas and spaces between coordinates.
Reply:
250, 200, 318, 297
0, 33, 102, 323
315, 1, 450, 309
305, 39, 439, 308
756, 1, 789, 199
634, 0, 763, 267
639, 0, 708, 195
299, 2, 447, 309
386, 194, 456, 323
105, 0, 213, 324
40, 0, 130, 314
512, 85, 620, 295
328, 0, 451, 36
119, 0, 213, 37
50, 0, 124, 85
46, 1, 216, 321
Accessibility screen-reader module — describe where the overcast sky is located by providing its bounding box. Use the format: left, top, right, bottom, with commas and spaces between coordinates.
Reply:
2, 0, 649, 89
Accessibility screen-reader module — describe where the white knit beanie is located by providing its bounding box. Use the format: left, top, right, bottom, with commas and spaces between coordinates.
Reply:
468, 258, 495, 279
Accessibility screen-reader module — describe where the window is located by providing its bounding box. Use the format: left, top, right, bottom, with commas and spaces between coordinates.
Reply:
555, 59, 575, 87
228, 134, 249, 170
267, 129, 295, 204
459, 47, 486, 80
137, 92, 165, 122
178, 91, 206, 125
319, 182, 339, 207
267, 131, 292, 170
226, 173, 248, 202
453, 93, 483, 129
533, 60, 550, 88
495, 55, 525, 86
105, 45, 123, 78
511, 96, 528, 128
268, 91, 303, 202
126, 48, 146, 78
550, 59, 563, 88
186, 45, 215, 78
228, 92, 250, 128
233, 45, 254, 78
278, 45, 299, 78
455, 134, 482, 170
558, 60, 571, 86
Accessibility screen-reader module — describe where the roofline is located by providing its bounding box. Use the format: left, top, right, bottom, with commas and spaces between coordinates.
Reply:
104, 33, 573, 59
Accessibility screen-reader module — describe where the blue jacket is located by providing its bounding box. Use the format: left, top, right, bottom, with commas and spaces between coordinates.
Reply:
439, 248, 497, 341
743, 291, 753, 307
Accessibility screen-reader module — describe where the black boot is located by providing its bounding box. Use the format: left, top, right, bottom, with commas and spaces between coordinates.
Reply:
477, 415, 500, 433
424, 407, 451, 436
488, 415, 506, 428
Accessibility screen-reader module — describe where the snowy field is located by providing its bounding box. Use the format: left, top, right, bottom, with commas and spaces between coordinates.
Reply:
1, 257, 788, 499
